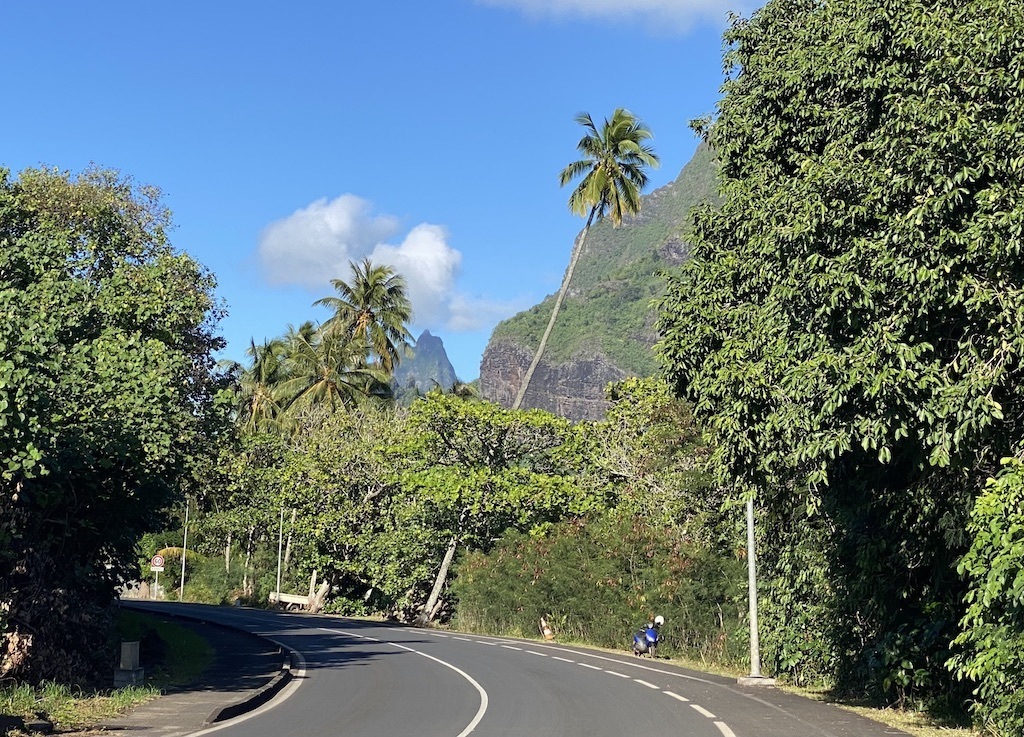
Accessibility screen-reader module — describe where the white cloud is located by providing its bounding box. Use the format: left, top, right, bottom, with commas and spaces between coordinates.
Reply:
258, 195, 399, 289
369, 223, 462, 328
473, 0, 752, 32
257, 196, 524, 334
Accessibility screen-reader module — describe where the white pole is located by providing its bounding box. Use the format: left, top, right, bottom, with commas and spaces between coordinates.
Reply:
746, 495, 762, 677
276, 507, 284, 597
180, 500, 190, 602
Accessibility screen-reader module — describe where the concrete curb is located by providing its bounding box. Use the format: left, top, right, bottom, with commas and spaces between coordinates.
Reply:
119, 602, 299, 725
204, 643, 296, 724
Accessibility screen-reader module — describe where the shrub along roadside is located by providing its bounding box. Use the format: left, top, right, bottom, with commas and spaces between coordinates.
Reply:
452, 510, 747, 667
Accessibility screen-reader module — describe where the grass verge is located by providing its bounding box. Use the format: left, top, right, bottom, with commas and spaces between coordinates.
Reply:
780, 686, 981, 737
1, 608, 214, 735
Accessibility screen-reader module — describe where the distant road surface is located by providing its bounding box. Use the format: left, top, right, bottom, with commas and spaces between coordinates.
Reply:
128, 602, 905, 737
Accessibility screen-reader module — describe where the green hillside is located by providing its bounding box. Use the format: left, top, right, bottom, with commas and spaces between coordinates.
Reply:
490, 142, 719, 376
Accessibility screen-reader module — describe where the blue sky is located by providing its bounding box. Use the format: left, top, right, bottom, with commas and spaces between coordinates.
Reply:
2, 0, 755, 380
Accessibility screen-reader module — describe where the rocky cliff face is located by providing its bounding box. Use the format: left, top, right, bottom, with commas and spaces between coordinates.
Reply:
479, 338, 626, 421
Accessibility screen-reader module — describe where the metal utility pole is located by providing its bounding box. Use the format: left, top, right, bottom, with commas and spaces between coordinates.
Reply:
276, 507, 284, 597
179, 500, 190, 602
738, 494, 775, 687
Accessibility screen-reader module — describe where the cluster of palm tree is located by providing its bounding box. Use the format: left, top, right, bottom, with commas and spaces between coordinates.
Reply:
227, 258, 413, 435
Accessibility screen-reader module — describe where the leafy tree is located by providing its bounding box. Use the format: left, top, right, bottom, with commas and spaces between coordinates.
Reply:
0, 167, 226, 683
403, 392, 605, 622
950, 457, 1024, 736
512, 109, 659, 409
278, 406, 433, 615
655, 0, 1024, 711
315, 257, 413, 374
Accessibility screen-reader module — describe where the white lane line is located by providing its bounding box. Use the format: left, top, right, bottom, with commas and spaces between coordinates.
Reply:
691, 704, 717, 719
634, 679, 660, 689
501, 645, 523, 651
520, 644, 712, 683
189, 640, 307, 736
454, 637, 473, 642
663, 690, 690, 702
552, 656, 575, 663
325, 628, 489, 737
714, 721, 738, 737
526, 650, 549, 657
605, 670, 630, 678
578, 663, 602, 670
434, 633, 449, 638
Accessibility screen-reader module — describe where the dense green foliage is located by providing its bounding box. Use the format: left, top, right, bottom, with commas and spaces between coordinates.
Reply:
492, 143, 718, 375
951, 458, 1024, 734
454, 513, 746, 663
454, 377, 742, 660
166, 374, 744, 656
655, 0, 1024, 719
0, 167, 227, 684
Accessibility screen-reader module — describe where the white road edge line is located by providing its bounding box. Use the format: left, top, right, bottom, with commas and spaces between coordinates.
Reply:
326, 628, 489, 737
691, 704, 717, 719
714, 721, 738, 737
189, 639, 307, 736
634, 679, 660, 690
663, 690, 690, 702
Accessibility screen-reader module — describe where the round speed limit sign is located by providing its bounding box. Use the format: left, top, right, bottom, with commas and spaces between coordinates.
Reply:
151, 555, 165, 570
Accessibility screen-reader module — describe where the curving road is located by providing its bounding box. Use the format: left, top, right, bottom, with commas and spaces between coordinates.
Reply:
131, 603, 904, 737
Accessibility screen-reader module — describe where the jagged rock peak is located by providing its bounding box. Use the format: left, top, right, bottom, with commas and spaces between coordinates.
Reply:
394, 329, 458, 396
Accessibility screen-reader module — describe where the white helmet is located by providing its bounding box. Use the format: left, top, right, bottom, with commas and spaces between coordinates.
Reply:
654, 615, 665, 626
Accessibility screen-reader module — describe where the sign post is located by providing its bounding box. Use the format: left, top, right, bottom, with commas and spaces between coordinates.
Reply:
150, 555, 165, 599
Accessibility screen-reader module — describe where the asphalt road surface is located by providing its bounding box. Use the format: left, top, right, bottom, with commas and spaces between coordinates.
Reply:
139, 603, 905, 737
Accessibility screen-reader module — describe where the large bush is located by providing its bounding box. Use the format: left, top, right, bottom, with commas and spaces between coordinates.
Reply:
453, 510, 746, 665
951, 459, 1024, 735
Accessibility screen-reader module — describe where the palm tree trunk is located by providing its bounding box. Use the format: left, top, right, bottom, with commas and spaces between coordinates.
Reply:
512, 207, 597, 410
225, 530, 232, 573
243, 527, 254, 598
415, 536, 458, 626
283, 509, 296, 570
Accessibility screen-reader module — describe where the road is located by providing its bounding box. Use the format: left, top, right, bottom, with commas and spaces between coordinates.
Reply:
133, 603, 905, 737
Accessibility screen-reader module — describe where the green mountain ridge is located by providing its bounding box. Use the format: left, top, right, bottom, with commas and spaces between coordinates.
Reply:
487, 142, 720, 380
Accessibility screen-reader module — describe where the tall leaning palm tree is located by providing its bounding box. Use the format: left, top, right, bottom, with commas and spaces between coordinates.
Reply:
512, 109, 659, 410
315, 258, 414, 375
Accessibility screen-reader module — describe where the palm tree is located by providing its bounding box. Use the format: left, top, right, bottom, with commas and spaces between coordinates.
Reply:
275, 321, 391, 417
228, 338, 289, 435
511, 109, 659, 410
315, 258, 414, 375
